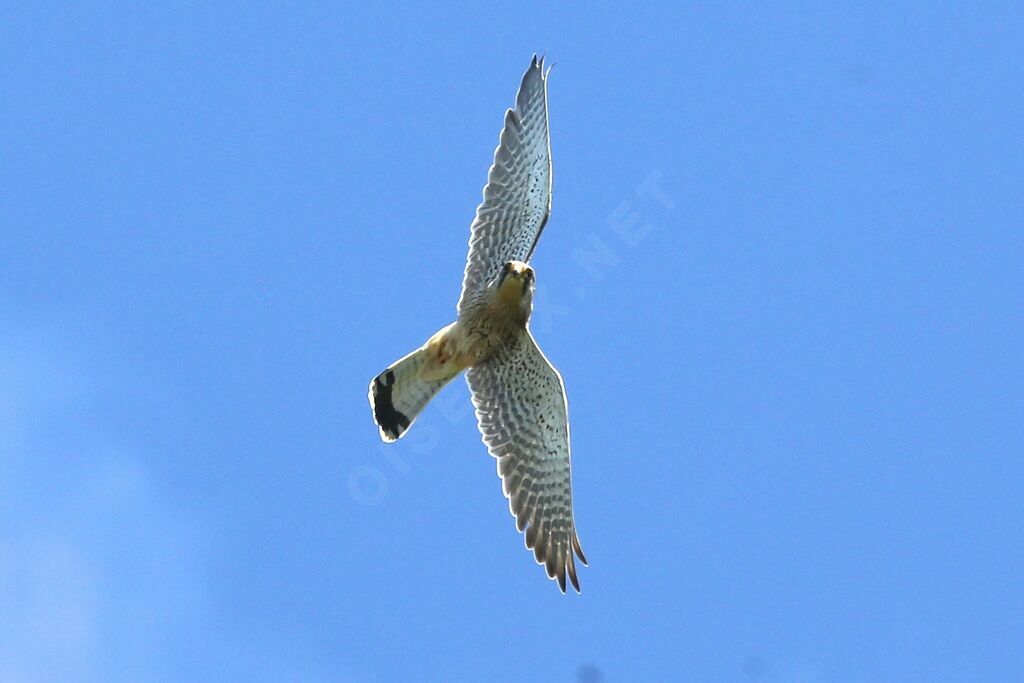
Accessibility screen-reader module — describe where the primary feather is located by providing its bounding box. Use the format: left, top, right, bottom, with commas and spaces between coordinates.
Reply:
458, 55, 552, 314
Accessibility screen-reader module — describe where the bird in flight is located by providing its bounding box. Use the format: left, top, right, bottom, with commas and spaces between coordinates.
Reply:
368, 56, 587, 592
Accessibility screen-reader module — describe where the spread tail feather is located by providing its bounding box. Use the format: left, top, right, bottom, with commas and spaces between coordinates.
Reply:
368, 347, 455, 442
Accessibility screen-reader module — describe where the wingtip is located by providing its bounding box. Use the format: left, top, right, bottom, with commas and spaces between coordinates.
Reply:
568, 562, 581, 593
529, 53, 551, 79
536, 52, 555, 76
572, 533, 588, 566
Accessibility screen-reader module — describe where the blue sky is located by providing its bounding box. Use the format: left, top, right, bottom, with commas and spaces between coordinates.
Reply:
2, 3, 1022, 682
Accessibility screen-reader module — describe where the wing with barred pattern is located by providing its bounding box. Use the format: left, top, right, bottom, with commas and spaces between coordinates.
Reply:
465, 328, 586, 592
457, 55, 552, 313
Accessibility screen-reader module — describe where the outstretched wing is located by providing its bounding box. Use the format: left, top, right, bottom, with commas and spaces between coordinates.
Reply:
457, 55, 552, 314
466, 329, 586, 592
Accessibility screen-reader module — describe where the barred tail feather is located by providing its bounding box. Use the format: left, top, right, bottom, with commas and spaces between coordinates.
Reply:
368, 348, 454, 442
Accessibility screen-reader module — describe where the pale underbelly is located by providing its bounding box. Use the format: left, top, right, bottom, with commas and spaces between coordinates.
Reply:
418, 316, 516, 382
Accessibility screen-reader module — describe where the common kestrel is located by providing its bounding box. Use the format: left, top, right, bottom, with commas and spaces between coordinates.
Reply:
368, 56, 586, 592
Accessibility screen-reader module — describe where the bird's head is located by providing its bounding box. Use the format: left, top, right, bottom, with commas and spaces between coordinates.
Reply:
494, 260, 535, 322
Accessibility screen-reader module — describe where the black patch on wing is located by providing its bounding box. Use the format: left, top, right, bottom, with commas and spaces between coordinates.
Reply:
372, 370, 410, 441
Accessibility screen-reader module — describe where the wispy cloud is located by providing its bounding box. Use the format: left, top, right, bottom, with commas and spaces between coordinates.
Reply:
0, 328, 340, 682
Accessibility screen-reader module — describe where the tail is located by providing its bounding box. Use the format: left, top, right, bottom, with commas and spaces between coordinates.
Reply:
368, 347, 456, 442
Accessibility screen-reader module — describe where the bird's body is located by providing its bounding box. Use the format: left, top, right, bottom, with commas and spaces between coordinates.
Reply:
368, 57, 587, 592
419, 261, 535, 383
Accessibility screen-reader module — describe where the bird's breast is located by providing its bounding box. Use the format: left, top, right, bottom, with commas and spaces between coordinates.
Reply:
453, 306, 521, 368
